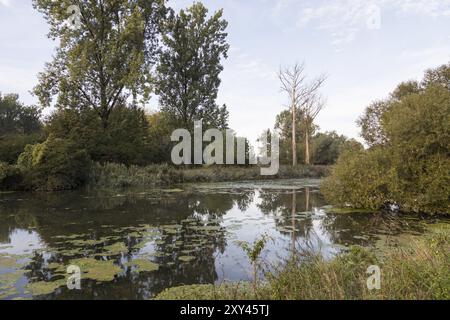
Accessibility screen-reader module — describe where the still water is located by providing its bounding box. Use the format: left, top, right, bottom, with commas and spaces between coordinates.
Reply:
0, 179, 447, 300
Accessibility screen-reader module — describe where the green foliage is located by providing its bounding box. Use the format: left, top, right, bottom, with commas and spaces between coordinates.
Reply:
384, 85, 450, 214
17, 136, 91, 191
311, 131, 363, 165
88, 163, 329, 189
155, 283, 256, 300
323, 63, 450, 215
46, 106, 151, 166
147, 111, 176, 164
0, 93, 42, 135
32, 0, 168, 128
274, 107, 360, 165
0, 93, 44, 164
274, 109, 316, 164
88, 162, 182, 189
322, 148, 391, 210
0, 133, 45, 164
238, 234, 269, 264
156, 2, 230, 129
0, 162, 22, 190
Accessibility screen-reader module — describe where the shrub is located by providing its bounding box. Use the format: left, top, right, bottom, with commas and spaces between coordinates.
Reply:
321, 148, 392, 210
0, 161, 22, 190
0, 133, 45, 164
17, 136, 91, 191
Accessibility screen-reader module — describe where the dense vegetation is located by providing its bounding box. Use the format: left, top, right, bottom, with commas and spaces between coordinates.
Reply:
322, 64, 450, 215
271, 108, 363, 165
0, 1, 348, 192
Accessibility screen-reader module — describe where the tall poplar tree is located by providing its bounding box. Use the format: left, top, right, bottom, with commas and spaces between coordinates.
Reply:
155, 2, 229, 129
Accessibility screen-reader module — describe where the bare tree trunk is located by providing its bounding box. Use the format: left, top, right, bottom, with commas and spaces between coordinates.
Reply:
305, 122, 310, 165
279, 63, 325, 167
292, 97, 297, 167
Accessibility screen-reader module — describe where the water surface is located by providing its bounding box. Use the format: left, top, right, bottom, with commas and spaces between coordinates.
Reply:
0, 179, 447, 300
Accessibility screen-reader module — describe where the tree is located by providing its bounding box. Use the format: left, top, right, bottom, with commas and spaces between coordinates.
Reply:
32, 0, 168, 129
156, 2, 229, 129
301, 93, 325, 164
0, 93, 41, 135
358, 62, 449, 147
322, 63, 450, 215
356, 99, 390, 147
278, 63, 325, 166
46, 104, 152, 165
18, 136, 91, 191
274, 108, 317, 165
0, 93, 44, 164
146, 111, 175, 163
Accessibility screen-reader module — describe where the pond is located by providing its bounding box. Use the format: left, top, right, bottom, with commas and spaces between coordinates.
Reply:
0, 179, 448, 300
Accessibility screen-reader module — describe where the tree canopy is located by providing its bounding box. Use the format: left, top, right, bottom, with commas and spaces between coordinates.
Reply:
156, 2, 229, 129
32, 0, 168, 128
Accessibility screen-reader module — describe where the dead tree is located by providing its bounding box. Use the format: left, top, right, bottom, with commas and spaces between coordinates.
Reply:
279, 63, 326, 166
302, 92, 325, 165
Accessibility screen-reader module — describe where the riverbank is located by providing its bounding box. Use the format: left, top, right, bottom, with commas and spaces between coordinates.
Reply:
87, 163, 330, 189
155, 225, 450, 300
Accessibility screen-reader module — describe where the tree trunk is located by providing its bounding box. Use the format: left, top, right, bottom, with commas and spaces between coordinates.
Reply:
305, 125, 310, 165
292, 100, 297, 167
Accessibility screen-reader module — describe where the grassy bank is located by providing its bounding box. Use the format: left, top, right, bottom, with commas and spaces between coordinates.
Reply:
87, 162, 330, 189
155, 226, 450, 300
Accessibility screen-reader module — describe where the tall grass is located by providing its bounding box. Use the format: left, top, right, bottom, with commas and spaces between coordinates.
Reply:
87, 162, 330, 189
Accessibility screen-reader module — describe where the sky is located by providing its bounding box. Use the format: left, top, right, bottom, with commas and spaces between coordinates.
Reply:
1, 0, 449, 144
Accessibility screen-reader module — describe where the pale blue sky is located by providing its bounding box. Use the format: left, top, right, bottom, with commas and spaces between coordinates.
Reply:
1, 0, 449, 143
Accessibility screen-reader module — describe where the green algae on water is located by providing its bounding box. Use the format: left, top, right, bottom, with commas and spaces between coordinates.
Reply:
126, 259, 159, 273
26, 279, 66, 296
69, 258, 121, 282
102, 242, 128, 255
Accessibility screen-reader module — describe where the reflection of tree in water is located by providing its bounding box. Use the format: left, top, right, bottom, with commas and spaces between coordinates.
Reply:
320, 212, 431, 247
0, 189, 255, 299
257, 187, 325, 239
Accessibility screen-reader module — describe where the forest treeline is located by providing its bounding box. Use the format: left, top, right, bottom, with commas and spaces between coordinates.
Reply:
0, 1, 352, 192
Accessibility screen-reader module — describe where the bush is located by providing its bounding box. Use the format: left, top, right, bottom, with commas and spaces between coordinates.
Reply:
0, 161, 22, 190
46, 106, 152, 166
0, 133, 45, 164
17, 136, 91, 191
321, 148, 392, 210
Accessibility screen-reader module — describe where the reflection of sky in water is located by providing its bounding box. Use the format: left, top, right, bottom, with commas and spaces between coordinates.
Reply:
1, 182, 442, 300
0, 229, 44, 255
215, 191, 338, 282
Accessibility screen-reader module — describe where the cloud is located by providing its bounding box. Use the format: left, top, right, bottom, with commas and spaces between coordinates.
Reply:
271, 0, 450, 47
